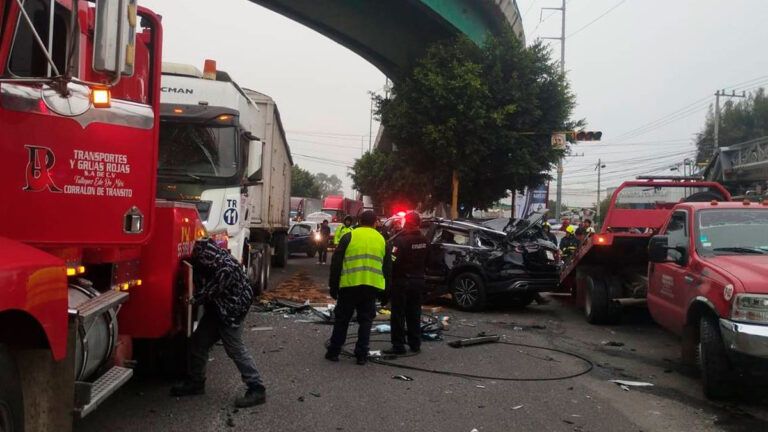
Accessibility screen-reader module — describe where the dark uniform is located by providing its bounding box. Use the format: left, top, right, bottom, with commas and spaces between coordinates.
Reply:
386, 213, 429, 354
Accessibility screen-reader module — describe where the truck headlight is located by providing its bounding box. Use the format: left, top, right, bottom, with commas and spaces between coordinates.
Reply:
732, 294, 768, 324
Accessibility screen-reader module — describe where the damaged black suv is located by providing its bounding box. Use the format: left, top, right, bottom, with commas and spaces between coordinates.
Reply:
418, 212, 560, 311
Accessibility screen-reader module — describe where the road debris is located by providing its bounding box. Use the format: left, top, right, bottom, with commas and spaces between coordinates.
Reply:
250, 326, 273, 331
309, 391, 321, 398
374, 324, 391, 333
476, 385, 486, 389
601, 341, 625, 347
609, 379, 654, 388
259, 271, 332, 303
512, 405, 524, 410
448, 334, 500, 348
393, 375, 414, 381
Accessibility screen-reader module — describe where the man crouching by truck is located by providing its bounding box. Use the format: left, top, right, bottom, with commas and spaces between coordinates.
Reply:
171, 239, 267, 407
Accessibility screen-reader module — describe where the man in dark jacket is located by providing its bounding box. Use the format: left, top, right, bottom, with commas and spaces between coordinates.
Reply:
326, 211, 391, 365
171, 239, 266, 408
318, 219, 331, 264
384, 212, 429, 355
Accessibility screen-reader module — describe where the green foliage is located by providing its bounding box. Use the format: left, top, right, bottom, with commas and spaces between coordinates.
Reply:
355, 31, 577, 211
696, 88, 768, 164
291, 165, 321, 198
314, 173, 343, 197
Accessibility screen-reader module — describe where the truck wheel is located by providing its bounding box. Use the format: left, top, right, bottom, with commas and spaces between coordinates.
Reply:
247, 244, 264, 296
451, 273, 486, 311
272, 233, 288, 268
0, 345, 24, 432
584, 275, 619, 324
699, 315, 736, 399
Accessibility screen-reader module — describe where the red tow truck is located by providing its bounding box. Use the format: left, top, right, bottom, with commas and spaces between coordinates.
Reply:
646, 200, 768, 398
558, 176, 731, 324
0, 1, 204, 430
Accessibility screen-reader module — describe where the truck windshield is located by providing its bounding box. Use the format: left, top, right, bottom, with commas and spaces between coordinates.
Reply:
614, 186, 722, 210
697, 209, 768, 255
158, 124, 240, 182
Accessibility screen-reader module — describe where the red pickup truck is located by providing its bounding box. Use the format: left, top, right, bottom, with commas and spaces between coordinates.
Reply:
647, 200, 768, 398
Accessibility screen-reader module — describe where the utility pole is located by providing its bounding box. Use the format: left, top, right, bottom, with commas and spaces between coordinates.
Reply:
595, 159, 605, 219
714, 89, 746, 149
368, 96, 374, 152
542, 0, 566, 220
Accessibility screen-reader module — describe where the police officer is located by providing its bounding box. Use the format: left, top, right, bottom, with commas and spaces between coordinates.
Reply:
334, 215, 354, 246
326, 211, 391, 365
383, 212, 429, 355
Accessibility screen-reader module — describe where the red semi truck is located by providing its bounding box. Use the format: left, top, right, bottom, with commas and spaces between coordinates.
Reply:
322, 195, 363, 222
0, 1, 203, 430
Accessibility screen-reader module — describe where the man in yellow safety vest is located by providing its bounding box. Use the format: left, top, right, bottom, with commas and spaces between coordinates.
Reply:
326, 210, 391, 365
334, 215, 354, 245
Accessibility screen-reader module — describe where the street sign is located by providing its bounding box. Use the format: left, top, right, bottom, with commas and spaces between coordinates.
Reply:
551, 133, 566, 150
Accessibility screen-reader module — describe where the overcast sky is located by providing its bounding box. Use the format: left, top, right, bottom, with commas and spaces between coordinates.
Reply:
143, 0, 768, 206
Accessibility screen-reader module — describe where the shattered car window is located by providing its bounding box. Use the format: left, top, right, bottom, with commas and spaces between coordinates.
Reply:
433, 228, 470, 246
475, 233, 497, 249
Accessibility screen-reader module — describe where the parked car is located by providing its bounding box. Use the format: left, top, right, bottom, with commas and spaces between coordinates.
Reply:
287, 222, 320, 257
415, 212, 559, 311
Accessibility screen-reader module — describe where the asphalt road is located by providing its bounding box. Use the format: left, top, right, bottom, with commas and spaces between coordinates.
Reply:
77, 256, 768, 432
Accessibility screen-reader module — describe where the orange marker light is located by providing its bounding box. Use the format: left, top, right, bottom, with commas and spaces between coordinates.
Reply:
92, 88, 111, 108
173, 107, 184, 114
217, 114, 232, 122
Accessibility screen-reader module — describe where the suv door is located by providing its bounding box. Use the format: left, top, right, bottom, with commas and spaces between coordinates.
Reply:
425, 225, 472, 286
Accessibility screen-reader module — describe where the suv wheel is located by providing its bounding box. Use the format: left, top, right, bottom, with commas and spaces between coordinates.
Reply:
451, 272, 486, 311
699, 315, 736, 399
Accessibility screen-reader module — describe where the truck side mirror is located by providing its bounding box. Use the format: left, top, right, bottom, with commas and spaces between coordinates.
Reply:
93, 0, 138, 81
245, 138, 263, 184
648, 235, 670, 263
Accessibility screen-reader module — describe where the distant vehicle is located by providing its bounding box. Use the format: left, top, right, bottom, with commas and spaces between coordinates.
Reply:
305, 211, 334, 223
322, 195, 363, 222
414, 212, 559, 311
287, 222, 319, 257
291, 197, 322, 221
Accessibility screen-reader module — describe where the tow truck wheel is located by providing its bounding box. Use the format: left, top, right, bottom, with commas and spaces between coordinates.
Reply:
699, 315, 736, 399
0, 344, 24, 432
451, 273, 486, 311
584, 275, 619, 324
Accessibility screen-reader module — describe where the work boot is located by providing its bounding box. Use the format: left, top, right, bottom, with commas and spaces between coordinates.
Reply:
383, 346, 407, 355
324, 351, 339, 362
170, 379, 205, 397
235, 385, 266, 408
356, 355, 367, 366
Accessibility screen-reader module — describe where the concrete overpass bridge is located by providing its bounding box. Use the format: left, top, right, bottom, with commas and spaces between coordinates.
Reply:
249, 0, 525, 78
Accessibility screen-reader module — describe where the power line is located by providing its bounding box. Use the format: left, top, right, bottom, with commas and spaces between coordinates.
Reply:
566, 0, 626, 38
523, 0, 539, 18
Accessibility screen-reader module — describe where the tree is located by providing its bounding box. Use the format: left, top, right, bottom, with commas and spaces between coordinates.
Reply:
695, 88, 768, 164
355, 31, 577, 212
291, 165, 321, 198
314, 173, 343, 197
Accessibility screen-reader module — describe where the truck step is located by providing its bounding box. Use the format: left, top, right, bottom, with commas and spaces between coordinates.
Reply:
71, 290, 129, 323
75, 366, 133, 419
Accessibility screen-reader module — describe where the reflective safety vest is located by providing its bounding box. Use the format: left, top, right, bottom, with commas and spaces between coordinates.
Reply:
339, 227, 386, 290
334, 225, 354, 245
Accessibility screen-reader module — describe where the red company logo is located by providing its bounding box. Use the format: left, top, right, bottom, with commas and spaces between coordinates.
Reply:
23, 145, 62, 192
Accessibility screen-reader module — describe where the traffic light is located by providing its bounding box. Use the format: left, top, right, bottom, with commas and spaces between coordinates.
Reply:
574, 131, 602, 141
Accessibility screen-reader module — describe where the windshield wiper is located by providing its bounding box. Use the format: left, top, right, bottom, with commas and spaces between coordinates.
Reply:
158, 169, 203, 182
712, 247, 767, 255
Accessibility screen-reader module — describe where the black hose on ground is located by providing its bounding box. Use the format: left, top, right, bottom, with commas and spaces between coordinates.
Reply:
331, 328, 594, 382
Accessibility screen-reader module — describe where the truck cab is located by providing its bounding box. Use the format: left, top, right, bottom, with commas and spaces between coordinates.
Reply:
648, 200, 768, 398
157, 62, 270, 287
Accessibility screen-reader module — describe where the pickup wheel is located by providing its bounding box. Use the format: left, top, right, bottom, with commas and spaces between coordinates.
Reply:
699, 315, 736, 399
451, 273, 486, 311
0, 344, 24, 432
584, 275, 620, 324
